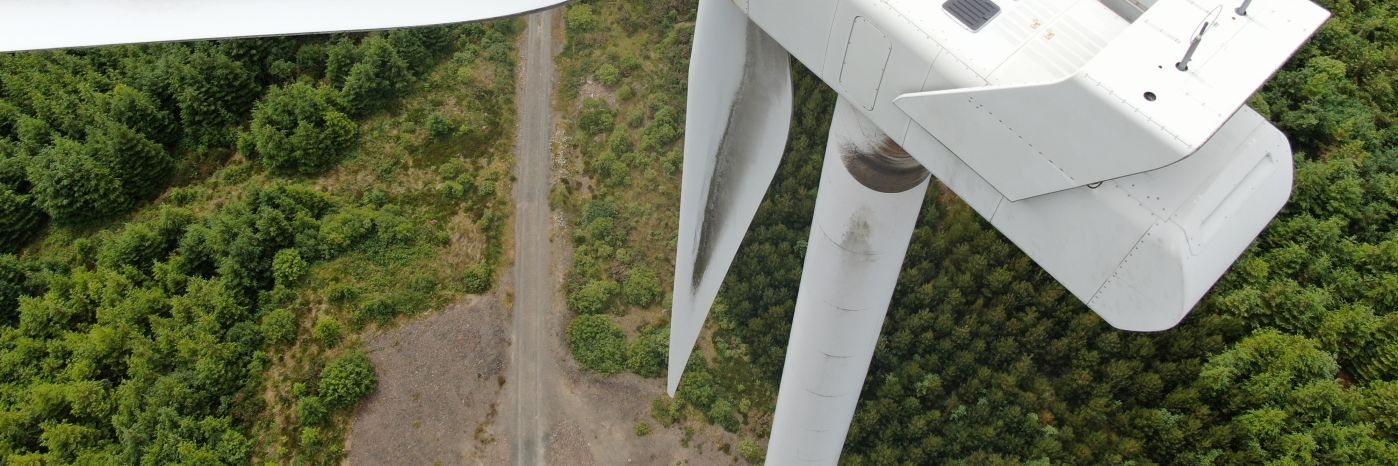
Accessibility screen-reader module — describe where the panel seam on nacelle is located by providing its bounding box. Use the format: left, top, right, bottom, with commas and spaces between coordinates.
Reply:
963, 95, 1077, 183
1086, 223, 1156, 309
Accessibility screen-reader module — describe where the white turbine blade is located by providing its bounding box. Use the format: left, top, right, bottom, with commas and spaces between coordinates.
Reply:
668, 0, 792, 395
0, 0, 570, 52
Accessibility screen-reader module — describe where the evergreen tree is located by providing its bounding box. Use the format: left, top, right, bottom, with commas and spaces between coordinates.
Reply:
340, 36, 410, 117
26, 138, 127, 224
174, 51, 258, 148
87, 118, 172, 201
249, 82, 356, 175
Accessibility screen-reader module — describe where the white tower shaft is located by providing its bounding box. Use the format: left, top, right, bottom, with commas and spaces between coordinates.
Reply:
768, 98, 930, 464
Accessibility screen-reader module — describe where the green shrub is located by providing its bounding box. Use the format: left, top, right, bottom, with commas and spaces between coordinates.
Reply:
325, 37, 361, 87
738, 438, 764, 464
565, 4, 598, 34
297, 426, 324, 458
99, 224, 164, 272
677, 369, 716, 410
260, 308, 297, 346
634, 421, 651, 437
622, 266, 662, 307
577, 98, 614, 136
425, 111, 457, 138
298, 396, 328, 426
87, 118, 172, 202
568, 279, 619, 314
627, 326, 667, 378
272, 248, 309, 285
596, 64, 621, 88
566, 315, 627, 374
357, 295, 398, 324
327, 284, 360, 306
175, 51, 259, 148
313, 318, 343, 347
463, 264, 493, 294
708, 399, 739, 432
319, 350, 377, 409
651, 397, 679, 427
340, 36, 411, 117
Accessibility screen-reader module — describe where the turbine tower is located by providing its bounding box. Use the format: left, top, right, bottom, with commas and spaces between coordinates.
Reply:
1, 0, 1329, 464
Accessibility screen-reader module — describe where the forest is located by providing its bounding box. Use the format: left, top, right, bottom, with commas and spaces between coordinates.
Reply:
0, 21, 521, 464
557, 0, 1397, 464
0, 0, 1390, 464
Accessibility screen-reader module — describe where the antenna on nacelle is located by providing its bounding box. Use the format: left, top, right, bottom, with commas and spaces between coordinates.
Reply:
1176, 7, 1221, 71
1237, 0, 1255, 15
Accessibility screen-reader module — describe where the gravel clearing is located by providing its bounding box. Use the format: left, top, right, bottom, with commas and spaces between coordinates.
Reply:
347, 295, 511, 465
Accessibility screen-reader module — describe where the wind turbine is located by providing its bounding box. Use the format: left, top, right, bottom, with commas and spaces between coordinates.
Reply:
666, 0, 1327, 464
0, 0, 1330, 464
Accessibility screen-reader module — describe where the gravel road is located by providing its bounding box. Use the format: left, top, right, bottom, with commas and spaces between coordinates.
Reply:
508, 9, 558, 466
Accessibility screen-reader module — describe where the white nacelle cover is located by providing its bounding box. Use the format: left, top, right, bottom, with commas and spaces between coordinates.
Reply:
896, 0, 1328, 200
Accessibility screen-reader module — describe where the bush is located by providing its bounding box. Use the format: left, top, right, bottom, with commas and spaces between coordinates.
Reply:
627, 326, 667, 378
463, 264, 493, 294
175, 51, 259, 148
634, 421, 651, 437
596, 64, 621, 88
568, 279, 619, 314
298, 396, 328, 426
250, 82, 357, 175
325, 37, 361, 87
708, 399, 739, 432
260, 308, 297, 346
651, 397, 680, 427
677, 369, 716, 410
577, 98, 614, 136
425, 111, 457, 138
272, 248, 309, 285
566, 315, 627, 374
738, 438, 765, 464
319, 350, 377, 409
565, 4, 599, 34
313, 318, 343, 347
622, 266, 662, 307
357, 295, 398, 324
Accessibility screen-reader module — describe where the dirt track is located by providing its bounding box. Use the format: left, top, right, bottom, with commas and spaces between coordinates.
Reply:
347, 7, 744, 466
508, 8, 559, 466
